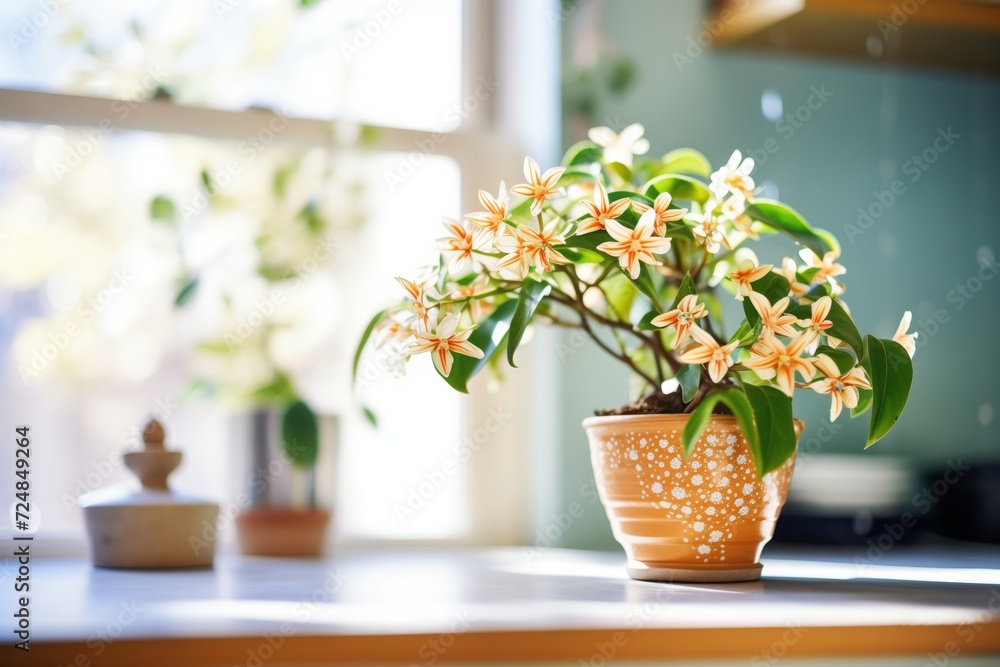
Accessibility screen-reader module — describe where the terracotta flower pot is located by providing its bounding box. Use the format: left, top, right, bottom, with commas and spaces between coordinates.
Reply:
583, 413, 802, 583
234, 507, 331, 557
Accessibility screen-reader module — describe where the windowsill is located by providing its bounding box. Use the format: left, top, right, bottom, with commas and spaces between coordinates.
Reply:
11, 546, 1000, 665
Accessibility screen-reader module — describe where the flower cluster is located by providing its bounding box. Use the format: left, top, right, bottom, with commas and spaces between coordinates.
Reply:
358, 123, 915, 455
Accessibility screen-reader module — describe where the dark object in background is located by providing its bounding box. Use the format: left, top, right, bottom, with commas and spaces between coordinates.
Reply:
929, 464, 1000, 545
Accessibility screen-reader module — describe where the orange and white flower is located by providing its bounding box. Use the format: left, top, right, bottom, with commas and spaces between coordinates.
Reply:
651, 294, 706, 344
778, 257, 810, 297
809, 354, 872, 421
692, 211, 731, 254
893, 311, 918, 358
450, 274, 494, 321
465, 182, 508, 246
631, 192, 688, 236
597, 209, 672, 279
408, 313, 484, 378
727, 259, 772, 300
798, 295, 834, 352
587, 123, 650, 168
799, 248, 846, 284
510, 157, 566, 215
576, 182, 631, 235
522, 220, 571, 272
494, 228, 534, 279
496, 221, 570, 277
710, 150, 755, 200
396, 276, 435, 330
374, 311, 414, 349
436, 217, 478, 274
747, 292, 798, 337
745, 333, 816, 397
677, 326, 739, 383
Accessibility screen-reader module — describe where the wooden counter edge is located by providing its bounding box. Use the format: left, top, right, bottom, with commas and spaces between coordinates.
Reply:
13, 621, 1000, 666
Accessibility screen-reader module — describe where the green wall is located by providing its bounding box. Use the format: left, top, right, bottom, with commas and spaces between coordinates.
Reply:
554, 0, 1000, 550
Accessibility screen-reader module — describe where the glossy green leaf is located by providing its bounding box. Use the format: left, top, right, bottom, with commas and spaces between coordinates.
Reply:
861, 336, 913, 448
742, 383, 797, 475
826, 299, 864, 356
677, 364, 700, 403
682, 389, 758, 473
352, 308, 387, 383
635, 309, 661, 331
562, 140, 602, 167
440, 299, 517, 393
851, 388, 873, 419
507, 278, 551, 367
620, 263, 662, 310
281, 400, 319, 468
729, 318, 763, 347
744, 199, 837, 257
642, 174, 711, 204
669, 273, 697, 310
606, 161, 632, 183
560, 247, 607, 264
557, 168, 597, 188
741, 272, 790, 326
814, 345, 857, 375
660, 148, 712, 177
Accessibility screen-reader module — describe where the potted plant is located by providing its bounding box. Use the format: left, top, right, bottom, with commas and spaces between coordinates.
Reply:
155, 150, 361, 557
354, 123, 915, 582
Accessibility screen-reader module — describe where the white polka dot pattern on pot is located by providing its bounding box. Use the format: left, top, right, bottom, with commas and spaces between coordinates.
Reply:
590, 420, 796, 564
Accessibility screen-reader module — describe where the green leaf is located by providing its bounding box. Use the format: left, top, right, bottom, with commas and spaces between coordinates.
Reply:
681, 389, 758, 472
557, 168, 598, 188
635, 309, 660, 331
175, 276, 199, 307
669, 273, 697, 310
362, 406, 378, 427
814, 345, 857, 375
729, 318, 763, 347
150, 195, 176, 223
441, 299, 517, 393
642, 174, 711, 204
659, 148, 712, 177
744, 199, 837, 257
605, 161, 632, 184
562, 140, 601, 167
742, 383, 797, 475
620, 264, 662, 310
352, 308, 387, 383
560, 247, 606, 264
677, 364, 700, 403
507, 279, 551, 367
851, 388, 873, 419
860, 336, 913, 448
741, 272, 790, 326
826, 299, 865, 356
281, 400, 319, 468
507, 198, 535, 226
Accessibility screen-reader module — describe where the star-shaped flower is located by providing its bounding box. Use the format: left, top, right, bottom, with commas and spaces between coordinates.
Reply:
465, 181, 509, 247
651, 294, 706, 345
587, 123, 650, 168
809, 354, 872, 421
408, 313, 484, 377
727, 259, 772, 300
631, 192, 688, 236
576, 182, 631, 235
510, 157, 566, 215
677, 326, 739, 383
745, 333, 816, 397
596, 209, 672, 279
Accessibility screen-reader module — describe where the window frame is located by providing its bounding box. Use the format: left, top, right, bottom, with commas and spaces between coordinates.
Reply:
0, 0, 563, 552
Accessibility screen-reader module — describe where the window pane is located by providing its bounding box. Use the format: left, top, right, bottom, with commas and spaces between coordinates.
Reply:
0, 122, 465, 541
0, 0, 463, 131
